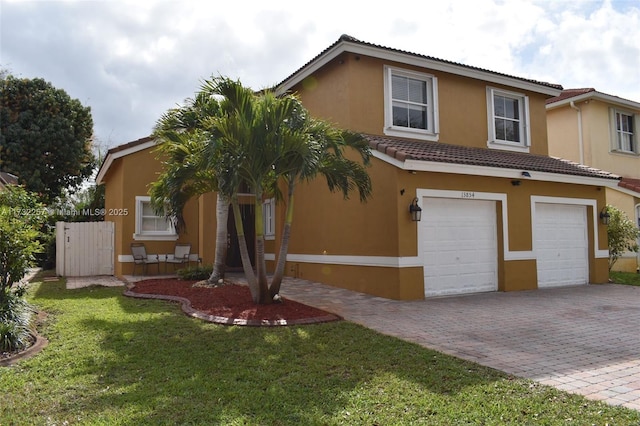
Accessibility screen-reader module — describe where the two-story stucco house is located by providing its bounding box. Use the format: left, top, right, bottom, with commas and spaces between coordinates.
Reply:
546, 88, 640, 273
98, 35, 619, 300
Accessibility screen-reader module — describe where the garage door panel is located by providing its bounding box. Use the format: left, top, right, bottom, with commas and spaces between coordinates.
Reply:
535, 203, 588, 288
422, 198, 498, 297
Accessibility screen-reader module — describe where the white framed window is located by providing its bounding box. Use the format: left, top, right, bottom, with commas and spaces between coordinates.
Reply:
384, 66, 439, 141
133, 196, 178, 241
262, 198, 275, 240
610, 108, 639, 154
487, 87, 530, 152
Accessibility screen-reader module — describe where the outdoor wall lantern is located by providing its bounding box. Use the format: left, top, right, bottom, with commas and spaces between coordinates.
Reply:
409, 197, 422, 222
599, 207, 610, 225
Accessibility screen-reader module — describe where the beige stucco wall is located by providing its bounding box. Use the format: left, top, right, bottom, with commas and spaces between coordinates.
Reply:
548, 99, 640, 179
547, 106, 582, 162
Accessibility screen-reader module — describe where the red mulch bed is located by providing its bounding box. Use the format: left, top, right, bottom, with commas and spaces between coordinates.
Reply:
126, 278, 341, 326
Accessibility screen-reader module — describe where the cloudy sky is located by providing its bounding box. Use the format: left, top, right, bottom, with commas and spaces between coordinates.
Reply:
1, 0, 639, 152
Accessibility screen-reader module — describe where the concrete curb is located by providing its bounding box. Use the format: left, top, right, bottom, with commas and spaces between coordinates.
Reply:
0, 333, 48, 367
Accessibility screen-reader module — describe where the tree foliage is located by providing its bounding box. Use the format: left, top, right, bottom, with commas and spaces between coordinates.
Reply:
151, 89, 229, 284
202, 77, 372, 304
606, 204, 640, 271
0, 186, 46, 352
0, 75, 95, 203
151, 76, 373, 304
0, 186, 47, 300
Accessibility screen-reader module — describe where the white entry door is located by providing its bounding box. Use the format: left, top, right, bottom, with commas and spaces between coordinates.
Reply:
421, 198, 498, 297
535, 203, 588, 288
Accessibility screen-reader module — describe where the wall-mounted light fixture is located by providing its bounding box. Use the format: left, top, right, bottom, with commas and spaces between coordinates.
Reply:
522, 171, 531, 178
409, 197, 422, 222
599, 206, 610, 225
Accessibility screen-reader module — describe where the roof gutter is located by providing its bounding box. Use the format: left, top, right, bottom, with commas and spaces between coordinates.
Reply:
569, 101, 585, 164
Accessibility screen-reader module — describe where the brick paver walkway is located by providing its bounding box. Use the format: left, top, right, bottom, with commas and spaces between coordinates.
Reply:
279, 278, 640, 411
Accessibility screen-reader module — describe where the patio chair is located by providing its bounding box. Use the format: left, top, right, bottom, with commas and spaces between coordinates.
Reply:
165, 243, 192, 271
131, 243, 160, 275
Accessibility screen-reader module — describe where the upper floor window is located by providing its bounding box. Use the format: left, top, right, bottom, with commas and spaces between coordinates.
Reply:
384, 66, 439, 141
612, 110, 637, 154
487, 87, 530, 152
134, 196, 178, 241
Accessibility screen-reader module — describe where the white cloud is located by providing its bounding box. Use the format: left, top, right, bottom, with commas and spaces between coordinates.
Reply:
1, 0, 639, 148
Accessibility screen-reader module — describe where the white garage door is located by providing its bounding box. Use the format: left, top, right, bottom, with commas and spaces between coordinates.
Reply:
421, 198, 498, 297
535, 203, 588, 288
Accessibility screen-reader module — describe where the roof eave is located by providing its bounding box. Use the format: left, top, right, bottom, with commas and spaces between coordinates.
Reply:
95, 139, 157, 185
276, 39, 562, 97
546, 91, 640, 111
372, 150, 619, 187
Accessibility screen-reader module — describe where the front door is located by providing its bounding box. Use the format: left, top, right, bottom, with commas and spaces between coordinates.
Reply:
226, 203, 255, 270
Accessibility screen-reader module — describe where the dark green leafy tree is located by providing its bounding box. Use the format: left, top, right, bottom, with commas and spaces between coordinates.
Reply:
0, 75, 95, 203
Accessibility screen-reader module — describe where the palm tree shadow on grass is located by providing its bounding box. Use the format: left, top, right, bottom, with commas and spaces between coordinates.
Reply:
62, 292, 506, 425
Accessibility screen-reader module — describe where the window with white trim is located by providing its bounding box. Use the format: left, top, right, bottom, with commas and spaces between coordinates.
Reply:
134, 196, 177, 240
384, 66, 439, 141
610, 108, 638, 154
487, 87, 530, 152
262, 198, 275, 240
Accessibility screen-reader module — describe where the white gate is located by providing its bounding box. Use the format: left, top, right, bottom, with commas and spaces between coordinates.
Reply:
56, 221, 114, 276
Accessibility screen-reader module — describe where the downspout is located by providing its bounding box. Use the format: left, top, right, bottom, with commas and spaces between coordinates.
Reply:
570, 101, 585, 164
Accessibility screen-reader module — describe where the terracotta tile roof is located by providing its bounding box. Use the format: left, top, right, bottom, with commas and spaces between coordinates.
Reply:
364, 134, 620, 181
546, 88, 596, 104
105, 136, 154, 155
279, 34, 563, 92
619, 177, 640, 194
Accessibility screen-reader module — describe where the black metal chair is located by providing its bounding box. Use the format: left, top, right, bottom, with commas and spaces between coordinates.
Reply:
165, 243, 192, 271
131, 243, 160, 275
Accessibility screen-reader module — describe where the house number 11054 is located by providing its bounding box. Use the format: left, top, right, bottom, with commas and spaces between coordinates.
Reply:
461, 192, 475, 198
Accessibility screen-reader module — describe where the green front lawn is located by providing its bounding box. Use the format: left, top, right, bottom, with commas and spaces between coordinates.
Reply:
2, 276, 638, 425
610, 270, 640, 286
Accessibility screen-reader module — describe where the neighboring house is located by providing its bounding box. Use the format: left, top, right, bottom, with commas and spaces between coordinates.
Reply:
98, 35, 620, 299
546, 88, 640, 273
0, 171, 18, 190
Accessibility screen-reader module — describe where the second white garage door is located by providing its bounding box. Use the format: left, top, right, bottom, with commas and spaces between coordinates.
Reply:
421, 197, 498, 297
535, 203, 589, 288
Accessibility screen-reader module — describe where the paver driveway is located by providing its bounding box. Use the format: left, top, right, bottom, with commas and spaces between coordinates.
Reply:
280, 279, 640, 411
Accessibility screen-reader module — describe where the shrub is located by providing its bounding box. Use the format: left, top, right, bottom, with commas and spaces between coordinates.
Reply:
0, 286, 34, 352
177, 265, 213, 281
0, 186, 46, 352
606, 205, 640, 271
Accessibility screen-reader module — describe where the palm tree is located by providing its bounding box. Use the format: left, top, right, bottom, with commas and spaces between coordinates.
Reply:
203, 77, 372, 304
150, 91, 229, 285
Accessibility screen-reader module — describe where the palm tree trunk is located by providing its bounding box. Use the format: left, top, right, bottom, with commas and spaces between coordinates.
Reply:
231, 196, 259, 302
269, 180, 295, 298
207, 193, 229, 284
254, 189, 270, 304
